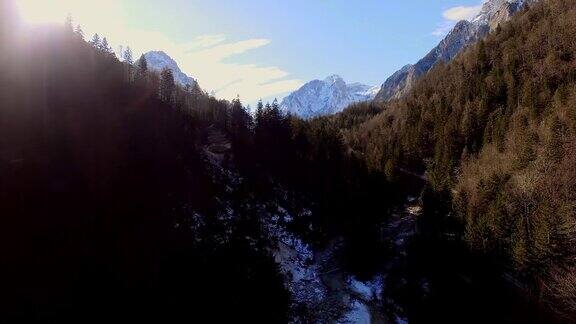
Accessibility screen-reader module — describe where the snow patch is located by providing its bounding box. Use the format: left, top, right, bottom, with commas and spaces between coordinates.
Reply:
342, 300, 371, 324
395, 316, 409, 324
262, 206, 327, 304
348, 276, 384, 302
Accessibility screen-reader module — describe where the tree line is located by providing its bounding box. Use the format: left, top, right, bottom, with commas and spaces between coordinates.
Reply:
336, 0, 576, 316
0, 9, 405, 322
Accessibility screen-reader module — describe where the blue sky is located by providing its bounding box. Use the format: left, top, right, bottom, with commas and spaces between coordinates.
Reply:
16, 0, 484, 104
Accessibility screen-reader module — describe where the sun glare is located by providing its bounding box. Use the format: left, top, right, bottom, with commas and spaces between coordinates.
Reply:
15, 0, 75, 25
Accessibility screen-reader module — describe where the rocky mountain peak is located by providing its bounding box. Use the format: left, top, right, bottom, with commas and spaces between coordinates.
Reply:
142, 51, 198, 88
280, 76, 377, 118
374, 0, 533, 102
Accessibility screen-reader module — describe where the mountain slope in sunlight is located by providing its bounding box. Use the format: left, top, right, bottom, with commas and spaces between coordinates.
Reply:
374, 0, 535, 102
143, 50, 198, 87
280, 75, 378, 118
343, 0, 576, 316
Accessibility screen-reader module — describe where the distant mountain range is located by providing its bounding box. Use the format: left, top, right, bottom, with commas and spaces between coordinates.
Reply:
140, 0, 534, 118
374, 0, 533, 102
142, 51, 198, 88
282, 0, 533, 118
280, 75, 379, 119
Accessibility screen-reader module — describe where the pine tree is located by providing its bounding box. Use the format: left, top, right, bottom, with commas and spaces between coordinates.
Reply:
74, 25, 84, 40
100, 37, 113, 55
271, 98, 280, 113
123, 46, 133, 65
255, 100, 264, 127
120, 46, 134, 82
477, 40, 488, 74
159, 68, 175, 102
228, 96, 253, 159
90, 34, 101, 48
270, 99, 283, 128
136, 54, 148, 84
138, 54, 148, 73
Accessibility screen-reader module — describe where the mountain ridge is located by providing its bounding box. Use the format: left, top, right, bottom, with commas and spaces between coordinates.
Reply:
280, 75, 378, 118
374, 0, 533, 102
142, 51, 198, 88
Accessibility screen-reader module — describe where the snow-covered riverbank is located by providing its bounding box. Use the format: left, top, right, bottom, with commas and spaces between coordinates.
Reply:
261, 195, 423, 323
203, 141, 423, 323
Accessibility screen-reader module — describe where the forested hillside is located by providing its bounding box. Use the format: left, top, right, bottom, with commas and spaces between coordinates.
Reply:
342, 0, 576, 315
2, 0, 575, 322
0, 17, 295, 323
0, 6, 400, 322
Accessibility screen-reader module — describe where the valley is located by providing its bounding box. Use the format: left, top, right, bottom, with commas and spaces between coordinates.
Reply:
1, 0, 575, 322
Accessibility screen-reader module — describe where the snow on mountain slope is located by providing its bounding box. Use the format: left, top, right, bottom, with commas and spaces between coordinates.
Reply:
143, 51, 198, 87
280, 75, 377, 118
375, 0, 534, 102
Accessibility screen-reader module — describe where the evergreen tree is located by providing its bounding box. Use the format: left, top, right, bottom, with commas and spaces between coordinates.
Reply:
159, 68, 175, 102
227, 96, 254, 165
255, 100, 264, 127
477, 39, 488, 73
229, 96, 251, 135
100, 37, 113, 55
90, 34, 101, 48
136, 54, 148, 84
74, 25, 84, 40
123, 46, 133, 65
138, 54, 148, 73
271, 98, 281, 115
121, 46, 134, 83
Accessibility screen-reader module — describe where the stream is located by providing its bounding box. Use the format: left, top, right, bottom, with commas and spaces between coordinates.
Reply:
264, 178, 424, 323
264, 175, 562, 324
204, 138, 559, 323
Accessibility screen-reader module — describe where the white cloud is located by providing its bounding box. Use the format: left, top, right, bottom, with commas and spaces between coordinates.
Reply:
188, 38, 270, 62
186, 34, 226, 50
443, 5, 482, 21
15, 0, 302, 104
180, 37, 303, 103
432, 2, 483, 37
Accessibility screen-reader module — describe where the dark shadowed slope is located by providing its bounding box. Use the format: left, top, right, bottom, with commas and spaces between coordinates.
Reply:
0, 13, 290, 323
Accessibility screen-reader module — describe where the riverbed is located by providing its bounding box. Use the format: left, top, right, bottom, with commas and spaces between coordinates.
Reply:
263, 178, 561, 323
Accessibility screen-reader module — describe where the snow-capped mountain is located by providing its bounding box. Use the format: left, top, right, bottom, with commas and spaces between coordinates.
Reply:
142, 51, 197, 87
280, 75, 378, 118
375, 0, 534, 102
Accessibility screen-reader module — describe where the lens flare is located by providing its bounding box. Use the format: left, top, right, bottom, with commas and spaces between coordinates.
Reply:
15, 0, 73, 24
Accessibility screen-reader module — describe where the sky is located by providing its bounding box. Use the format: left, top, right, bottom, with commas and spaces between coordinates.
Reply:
15, 0, 486, 105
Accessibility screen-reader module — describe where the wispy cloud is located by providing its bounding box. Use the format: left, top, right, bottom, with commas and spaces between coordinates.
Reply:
443, 5, 482, 21
182, 36, 303, 103
189, 38, 270, 61
432, 2, 483, 37
111, 31, 301, 103
185, 34, 227, 50
15, 0, 302, 104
